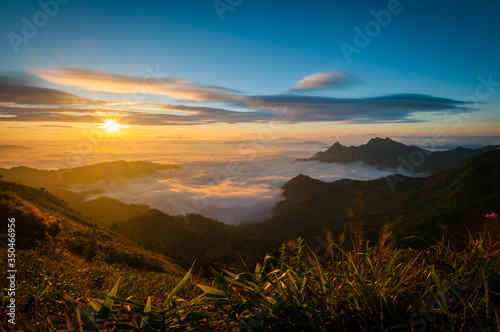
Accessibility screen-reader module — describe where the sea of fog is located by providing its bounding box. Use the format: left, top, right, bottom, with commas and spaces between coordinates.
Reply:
80, 156, 417, 225
2, 135, 499, 225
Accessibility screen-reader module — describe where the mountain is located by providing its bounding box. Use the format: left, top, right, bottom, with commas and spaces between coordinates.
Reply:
299, 137, 499, 174
49, 190, 150, 224
0, 160, 179, 189
113, 208, 277, 274
114, 209, 270, 253
251, 149, 500, 245
116, 209, 212, 253
0, 145, 33, 151
0, 179, 184, 274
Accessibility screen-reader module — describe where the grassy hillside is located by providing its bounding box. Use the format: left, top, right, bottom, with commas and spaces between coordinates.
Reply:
3, 225, 499, 331
1, 154, 500, 330
50, 189, 150, 224
0, 180, 184, 274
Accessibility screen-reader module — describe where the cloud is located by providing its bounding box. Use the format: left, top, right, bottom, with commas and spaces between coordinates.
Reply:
0, 75, 95, 105
244, 93, 473, 123
31, 67, 243, 103
0, 70, 476, 125
40, 124, 74, 128
125, 105, 276, 126
0, 105, 140, 123
79, 153, 421, 225
106, 94, 474, 125
293, 71, 352, 90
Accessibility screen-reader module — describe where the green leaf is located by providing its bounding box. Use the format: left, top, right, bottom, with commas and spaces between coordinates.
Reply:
254, 263, 261, 282
96, 278, 120, 327
164, 294, 204, 320
211, 268, 229, 293
79, 306, 96, 330
139, 296, 152, 329
60, 286, 77, 312
162, 262, 194, 308
198, 284, 227, 298
88, 298, 103, 312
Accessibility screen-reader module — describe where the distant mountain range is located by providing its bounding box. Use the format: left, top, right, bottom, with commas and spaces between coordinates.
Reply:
298, 137, 499, 174
0, 160, 179, 189
1, 146, 499, 272
0, 160, 181, 230
78, 149, 500, 255
251, 149, 500, 245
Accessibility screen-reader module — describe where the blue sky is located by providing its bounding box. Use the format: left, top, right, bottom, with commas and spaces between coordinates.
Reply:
0, 0, 499, 136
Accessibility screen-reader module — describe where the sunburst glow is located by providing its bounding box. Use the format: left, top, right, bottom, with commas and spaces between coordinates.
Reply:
103, 120, 120, 132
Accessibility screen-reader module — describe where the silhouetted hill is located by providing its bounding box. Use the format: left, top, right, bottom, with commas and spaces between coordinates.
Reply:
113, 208, 277, 274
116, 209, 209, 252
114, 209, 262, 254
0, 160, 179, 189
251, 149, 500, 244
299, 137, 499, 174
76, 195, 150, 224
0, 180, 184, 274
49, 188, 150, 224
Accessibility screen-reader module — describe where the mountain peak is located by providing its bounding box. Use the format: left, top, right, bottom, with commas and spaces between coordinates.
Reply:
367, 137, 393, 144
365, 137, 402, 148
291, 174, 313, 182
303, 137, 499, 174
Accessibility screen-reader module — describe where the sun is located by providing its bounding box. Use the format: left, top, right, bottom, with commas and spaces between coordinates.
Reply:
103, 120, 120, 132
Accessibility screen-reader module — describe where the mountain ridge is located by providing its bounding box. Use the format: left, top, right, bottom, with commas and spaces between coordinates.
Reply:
251, 149, 500, 244
0, 160, 179, 189
298, 137, 499, 174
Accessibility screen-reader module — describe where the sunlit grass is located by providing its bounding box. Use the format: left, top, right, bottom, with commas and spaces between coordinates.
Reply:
4, 223, 499, 331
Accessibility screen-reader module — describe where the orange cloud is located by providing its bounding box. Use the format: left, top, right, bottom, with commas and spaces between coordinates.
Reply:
31, 67, 243, 103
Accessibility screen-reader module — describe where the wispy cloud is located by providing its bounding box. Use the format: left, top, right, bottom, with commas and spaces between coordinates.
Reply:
293, 71, 352, 90
31, 67, 242, 103
244, 93, 472, 123
0, 69, 476, 126
0, 75, 95, 105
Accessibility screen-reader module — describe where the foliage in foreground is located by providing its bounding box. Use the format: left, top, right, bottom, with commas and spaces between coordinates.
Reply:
2, 224, 500, 331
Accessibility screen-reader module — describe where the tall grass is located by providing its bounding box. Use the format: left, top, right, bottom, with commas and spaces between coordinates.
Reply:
3, 225, 499, 331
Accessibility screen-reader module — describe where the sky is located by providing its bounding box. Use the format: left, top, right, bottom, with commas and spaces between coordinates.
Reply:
0, 0, 499, 144
1, 0, 499, 224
